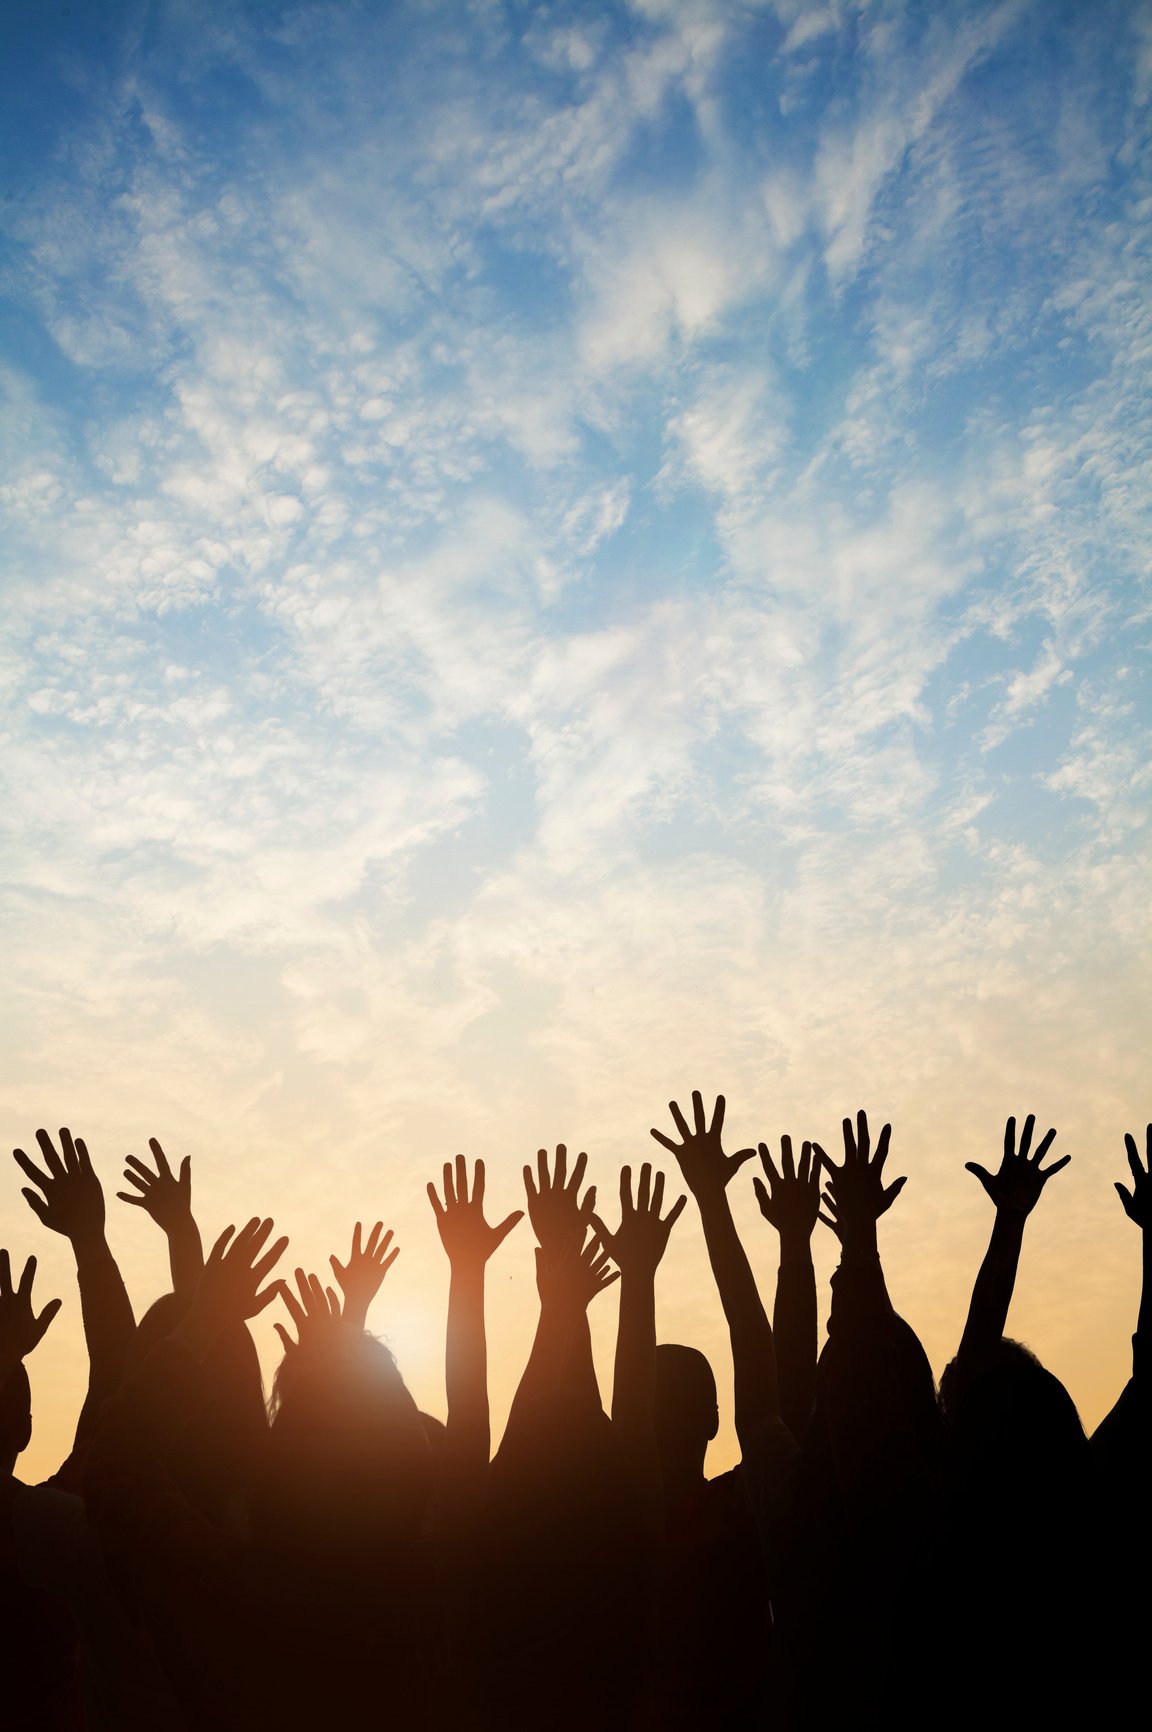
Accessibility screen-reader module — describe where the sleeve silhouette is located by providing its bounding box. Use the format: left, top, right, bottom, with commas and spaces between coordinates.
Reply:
13, 1127, 135, 1469
753, 1135, 820, 1439
117, 1136, 204, 1297
651, 1091, 781, 1453
428, 1156, 521, 1475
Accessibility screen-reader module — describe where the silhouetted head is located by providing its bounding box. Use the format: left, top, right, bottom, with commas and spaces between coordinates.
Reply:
261, 1329, 430, 1560
0, 1365, 32, 1474
655, 1344, 718, 1481
130, 1293, 267, 1517
942, 1338, 1086, 1467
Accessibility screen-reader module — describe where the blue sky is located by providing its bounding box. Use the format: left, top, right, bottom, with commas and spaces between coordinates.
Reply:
2, 0, 1150, 1473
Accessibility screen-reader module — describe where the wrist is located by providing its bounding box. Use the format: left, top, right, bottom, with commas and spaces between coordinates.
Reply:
778, 1230, 814, 1266
71, 1228, 111, 1270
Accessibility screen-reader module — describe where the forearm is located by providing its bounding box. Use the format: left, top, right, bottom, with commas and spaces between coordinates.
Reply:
72, 1232, 136, 1421
611, 1273, 656, 1436
445, 1262, 489, 1463
959, 1211, 1024, 1359
697, 1193, 780, 1438
165, 1217, 205, 1299
773, 1235, 817, 1437
1135, 1229, 1151, 1378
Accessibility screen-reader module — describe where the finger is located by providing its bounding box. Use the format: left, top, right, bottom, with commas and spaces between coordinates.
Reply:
178, 1155, 191, 1193
325, 1286, 341, 1316
149, 1139, 173, 1179
75, 1138, 94, 1177
0, 1249, 9, 1295
209, 1224, 237, 1262
1032, 1127, 1057, 1165
710, 1095, 726, 1139
758, 1143, 780, 1185
842, 1118, 856, 1163
881, 1176, 907, 1212
1125, 1133, 1142, 1182
637, 1163, 652, 1214
523, 1165, 538, 1203
455, 1153, 468, 1207
37, 1130, 66, 1178
427, 1182, 445, 1220
588, 1213, 613, 1250
60, 1128, 78, 1171
668, 1101, 690, 1142
554, 1144, 568, 1189
282, 1285, 307, 1331
474, 1159, 486, 1209
799, 1141, 813, 1185
33, 1297, 63, 1342
249, 1283, 284, 1317
810, 1142, 829, 1176
13, 1150, 51, 1194
652, 1169, 665, 1216
965, 1162, 992, 1187
274, 1322, 293, 1354
352, 1221, 363, 1258
492, 1210, 523, 1247
21, 1191, 50, 1225
116, 1192, 148, 1208
780, 1135, 794, 1181
381, 1247, 400, 1274
619, 1166, 633, 1214
1038, 1154, 1071, 1181
1116, 1183, 1135, 1216
443, 1162, 456, 1208
650, 1129, 678, 1155
729, 1146, 757, 1176
568, 1150, 587, 1195
816, 1211, 838, 1231
120, 1170, 149, 1194
1004, 1115, 1016, 1162
1018, 1113, 1035, 1161
124, 1156, 155, 1182
856, 1110, 870, 1161
752, 1176, 772, 1219
874, 1123, 892, 1172
691, 1091, 706, 1136
366, 1222, 385, 1256
252, 1236, 289, 1284
17, 1255, 36, 1296
537, 1148, 549, 1192
664, 1193, 688, 1230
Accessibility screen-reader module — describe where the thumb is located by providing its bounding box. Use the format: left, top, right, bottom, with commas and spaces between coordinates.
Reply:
492, 1209, 524, 1247
730, 1146, 757, 1175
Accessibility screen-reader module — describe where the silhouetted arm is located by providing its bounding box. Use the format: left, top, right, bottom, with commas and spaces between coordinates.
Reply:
0, 1250, 62, 1393
753, 1135, 820, 1439
1093, 1127, 1151, 1463
428, 1156, 522, 1472
13, 1127, 135, 1459
327, 1219, 399, 1331
117, 1137, 204, 1297
592, 1163, 686, 1448
958, 1113, 1070, 1364
652, 1092, 780, 1454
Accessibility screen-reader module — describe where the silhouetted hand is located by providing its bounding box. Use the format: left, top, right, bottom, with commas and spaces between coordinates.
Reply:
13, 1128, 105, 1247
590, 1163, 686, 1277
965, 1114, 1070, 1217
187, 1218, 287, 1331
116, 1138, 192, 1233
523, 1144, 597, 1253
428, 1155, 523, 1273
753, 1136, 821, 1242
650, 1091, 755, 1201
535, 1236, 618, 1311
1116, 1125, 1151, 1229
814, 1111, 906, 1246
0, 1250, 62, 1364
328, 1222, 398, 1329
275, 1267, 344, 1354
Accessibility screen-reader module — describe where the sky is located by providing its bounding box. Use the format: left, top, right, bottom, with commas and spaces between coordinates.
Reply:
1, 0, 1150, 1483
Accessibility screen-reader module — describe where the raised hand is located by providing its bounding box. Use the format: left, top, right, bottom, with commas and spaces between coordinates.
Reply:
328, 1221, 398, 1330
117, 1138, 192, 1232
965, 1114, 1070, 1217
188, 1217, 287, 1330
523, 1144, 596, 1253
535, 1234, 619, 1312
0, 1251, 62, 1367
650, 1091, 755, 1201
428, 1155, 523, 1270
753, 1136, 821, 1243
590, 1163, 686, 1278
13, 1128, 105, 1247
814, 1110, 906, 1248
1116, 1125, 1152, 1229
274, 1267, 344, 1355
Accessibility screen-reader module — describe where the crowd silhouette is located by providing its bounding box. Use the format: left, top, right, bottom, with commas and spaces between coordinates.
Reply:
1, 1096, 1147, 1729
